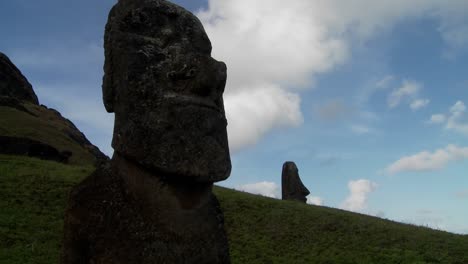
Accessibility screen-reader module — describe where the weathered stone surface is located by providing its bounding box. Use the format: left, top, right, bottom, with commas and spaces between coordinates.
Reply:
62, 0, 231, 263
0, 136, 72, 163
281, 161, 310, 203
0, 52, 39, 105
62, 154, 230, 264
103, 0, 231, 182
0, 96, 32, 113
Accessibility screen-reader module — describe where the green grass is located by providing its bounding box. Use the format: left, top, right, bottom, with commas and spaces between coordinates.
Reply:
0, 104, 97, 165
0, 155, 93, 264
1, 155, 467, 263
215, 188, 468, 264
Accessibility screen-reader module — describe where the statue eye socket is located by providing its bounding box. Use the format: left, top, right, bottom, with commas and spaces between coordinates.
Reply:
187, 68, 197, 77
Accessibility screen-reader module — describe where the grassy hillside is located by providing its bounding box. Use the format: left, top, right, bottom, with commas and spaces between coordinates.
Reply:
0, 103, 103, 165
0, 155, 93, 263
1, 155, 467, 264
215, 188, 468, 263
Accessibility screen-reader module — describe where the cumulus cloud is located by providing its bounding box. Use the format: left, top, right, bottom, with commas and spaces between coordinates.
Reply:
198, 0, 468, 151
307, 196, 324, 206
198, 1, 347, 151
225, 86, 303, 152
341, 179, 377, 212
410, 98, 430, 110
385, 144, 468, 174
236, 181, 279, 198
428, 101, 468, 135
428, 114, 446, 124
387, 79, 421, 108
446, 101, 468, 135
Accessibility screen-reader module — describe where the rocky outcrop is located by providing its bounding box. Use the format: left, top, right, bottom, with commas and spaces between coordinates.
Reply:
0, 52, 108, 166
0, 136, 72, 163
61, 1, 232, 263
282, 161, 310, 203
0, 52, 39, 105
40, 104, 109, 164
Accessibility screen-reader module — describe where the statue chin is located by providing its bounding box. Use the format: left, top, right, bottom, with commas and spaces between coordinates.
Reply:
112, 101, 231, 183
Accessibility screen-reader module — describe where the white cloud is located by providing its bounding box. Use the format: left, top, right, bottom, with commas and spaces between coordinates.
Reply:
430, 101, 468, 135
437, 1, 468, 59
387, 79, 422, 108
376, 75, 395, 89
225, 86, 303, 152
341, 179, 377, 212
446, 101, 468, 135
307, 196, 324, 206
385, 144, 468, 174
199, 1, 347, 151
350, 124, 371, 135
198, 0, 468, 152
450, 101, 466, 113
410, 98, 430, 110
428, 114, 446, 124
236, 181, 279, 198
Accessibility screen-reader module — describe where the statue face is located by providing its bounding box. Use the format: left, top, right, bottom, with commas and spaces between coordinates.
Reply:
103, 0, 231, 182
282, 162, 310, 202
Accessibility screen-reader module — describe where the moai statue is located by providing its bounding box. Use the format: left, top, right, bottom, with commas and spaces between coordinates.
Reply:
61, 0, 232, 263
281, 161, 310, 203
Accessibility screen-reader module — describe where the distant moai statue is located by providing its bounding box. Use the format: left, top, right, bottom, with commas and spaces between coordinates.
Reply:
281, 161, 310, 203
61, 0, 232, 263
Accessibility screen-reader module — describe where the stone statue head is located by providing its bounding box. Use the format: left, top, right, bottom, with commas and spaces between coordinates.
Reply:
282, 161, 310, 202
102, 0, 231, 182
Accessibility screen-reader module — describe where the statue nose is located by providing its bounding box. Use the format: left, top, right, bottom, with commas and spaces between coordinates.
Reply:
191, 59, 227, 97
216, 61, 227, 93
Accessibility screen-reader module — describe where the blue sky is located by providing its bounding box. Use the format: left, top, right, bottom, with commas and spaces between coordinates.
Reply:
1, 0, 467, 234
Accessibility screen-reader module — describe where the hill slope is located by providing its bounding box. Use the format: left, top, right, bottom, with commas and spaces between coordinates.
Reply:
1, 155, 467, 264
0, 51, 107, 165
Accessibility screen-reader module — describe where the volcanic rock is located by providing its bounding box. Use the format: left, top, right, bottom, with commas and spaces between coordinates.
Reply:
0, 52, 108, 166
0, 52, 39, 105
0, 136, 72, 163
61, 0, 232, 263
